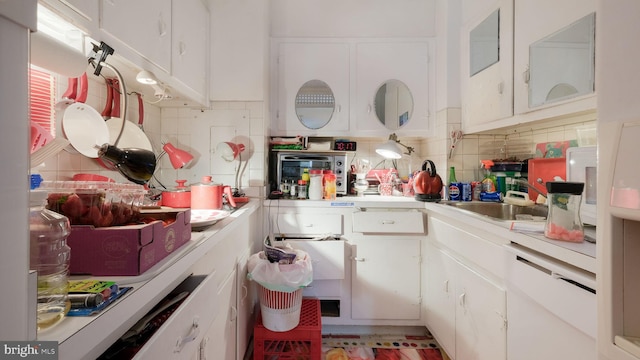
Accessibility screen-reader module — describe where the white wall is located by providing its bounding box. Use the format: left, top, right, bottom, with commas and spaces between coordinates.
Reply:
270, 0, 436, 38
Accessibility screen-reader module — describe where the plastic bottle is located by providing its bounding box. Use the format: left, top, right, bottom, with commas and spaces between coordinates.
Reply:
308, 169, 324, 200
301, 168, 310, 184
480, 161, 497, 193
324, 173, 337, 200
29, 190, 72, 331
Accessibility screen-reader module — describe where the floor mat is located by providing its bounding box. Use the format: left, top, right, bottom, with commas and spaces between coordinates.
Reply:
321, 333, 448, 360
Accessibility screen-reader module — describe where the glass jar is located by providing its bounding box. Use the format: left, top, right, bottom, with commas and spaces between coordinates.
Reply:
544, 182, 585, 242
354, 173, 369, 196
297, 179, 307, 199
29, 190, 71, 331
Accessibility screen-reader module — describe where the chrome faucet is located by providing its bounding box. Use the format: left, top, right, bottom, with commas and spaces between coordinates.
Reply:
514, 178, 547, 200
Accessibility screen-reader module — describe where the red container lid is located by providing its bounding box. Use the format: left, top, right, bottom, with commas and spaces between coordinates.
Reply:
325, 173, 336, 181
309, 169, 323, 175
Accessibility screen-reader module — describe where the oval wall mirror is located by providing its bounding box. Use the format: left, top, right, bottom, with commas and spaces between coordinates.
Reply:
295, 80, 335, 129
374, 80, 413, 130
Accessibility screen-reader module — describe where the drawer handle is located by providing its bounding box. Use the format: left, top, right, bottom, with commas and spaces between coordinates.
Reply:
351, 257, 366, 262
174, 318, 200, 353
459, 293, 466, 308
158, 15, 168, 37
380, 220, 396, 225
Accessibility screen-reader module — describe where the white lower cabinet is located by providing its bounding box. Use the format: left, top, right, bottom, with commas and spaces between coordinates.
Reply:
132, 274, 220, 359
351, 236, 422, 320
350, 209, 424, 321
235, 250, 257, 360
425, 242, 507, 360
199, 269, 238, 360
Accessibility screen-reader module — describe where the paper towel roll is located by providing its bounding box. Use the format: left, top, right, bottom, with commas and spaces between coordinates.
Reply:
30, 31, 86, 77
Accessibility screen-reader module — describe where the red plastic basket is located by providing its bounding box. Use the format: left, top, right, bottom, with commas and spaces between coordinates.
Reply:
254, 298, 321, 360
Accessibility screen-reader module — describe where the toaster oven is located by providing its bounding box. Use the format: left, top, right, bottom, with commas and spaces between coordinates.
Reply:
270, 152, 348, 195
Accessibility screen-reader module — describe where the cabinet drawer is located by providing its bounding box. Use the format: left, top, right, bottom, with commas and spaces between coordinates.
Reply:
190, 235, 239, 291
303, 280, 343, 297
275, 213, 343, 236
282, 240, 345, 280
352, 210, 425, 234
132, 274, 219, 359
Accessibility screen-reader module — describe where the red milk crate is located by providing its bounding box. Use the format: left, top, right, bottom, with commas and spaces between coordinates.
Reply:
253, 298, 322, 360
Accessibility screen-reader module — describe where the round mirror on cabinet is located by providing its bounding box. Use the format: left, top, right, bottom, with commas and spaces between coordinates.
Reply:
374, 80, 413, 130
295, 80, 335, 130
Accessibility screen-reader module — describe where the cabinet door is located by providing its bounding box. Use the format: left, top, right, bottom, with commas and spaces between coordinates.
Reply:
460, 0, 514, 132
200, 270, 237, 360
513, 0, 596, 116
424, 244, 456, 358
101, 0, 172, 72
355, 42, 430, 136
456, 262, 507, 360
351, 237, 421, 320
172, 0, 208, 99
276, 42, 350, 136
41, 0, 99, 34
236, 251, 257, 360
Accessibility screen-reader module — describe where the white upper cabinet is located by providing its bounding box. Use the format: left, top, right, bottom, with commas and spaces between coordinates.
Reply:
40, 0, 100, 35
172, 0, 208, 100
272, 39, 433, 137
461, 0, 596, 133
460, 0, 514, 132
101, 0, 172, 73
513, 0, 596, 117
354, 41, 431, 137
275, 42, 351, 136
98, 0, 209, 105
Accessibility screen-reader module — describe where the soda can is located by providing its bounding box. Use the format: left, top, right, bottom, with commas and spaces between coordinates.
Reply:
471, 181, 482, 201
461, 182, 472, 201
448, 182, 462, 201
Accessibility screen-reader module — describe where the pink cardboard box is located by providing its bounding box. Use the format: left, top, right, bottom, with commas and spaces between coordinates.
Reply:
67, 209, 192, 276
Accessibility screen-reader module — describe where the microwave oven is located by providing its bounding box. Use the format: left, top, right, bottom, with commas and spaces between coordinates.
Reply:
566, 146, 597, 226
271, 152, 348, 195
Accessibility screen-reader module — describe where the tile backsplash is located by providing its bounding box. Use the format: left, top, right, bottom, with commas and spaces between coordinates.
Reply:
434, 109, 597, 183
34, 73, 594, 198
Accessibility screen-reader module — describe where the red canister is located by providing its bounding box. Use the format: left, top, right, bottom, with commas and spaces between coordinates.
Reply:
161, 179, 191, 208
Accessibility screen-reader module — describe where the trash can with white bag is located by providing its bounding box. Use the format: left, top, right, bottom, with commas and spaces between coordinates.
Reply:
247, 239, 313, 332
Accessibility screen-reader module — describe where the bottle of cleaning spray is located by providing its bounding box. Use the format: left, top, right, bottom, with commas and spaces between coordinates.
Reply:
480, 160, 501, 202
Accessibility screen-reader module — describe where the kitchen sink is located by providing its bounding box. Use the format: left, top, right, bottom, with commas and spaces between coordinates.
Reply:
442, 201, 548, 221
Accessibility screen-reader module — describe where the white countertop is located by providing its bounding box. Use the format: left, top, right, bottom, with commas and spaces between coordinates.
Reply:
422, 201, 596, 274
39, 200, 260, 359
267, 196, 596, 273
264, 194, 424, 209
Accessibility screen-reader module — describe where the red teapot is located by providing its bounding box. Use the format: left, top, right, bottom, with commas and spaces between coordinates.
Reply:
413, 160, 443, 202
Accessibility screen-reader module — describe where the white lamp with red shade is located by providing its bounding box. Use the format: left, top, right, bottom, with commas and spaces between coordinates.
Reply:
215, 142, 246, 197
